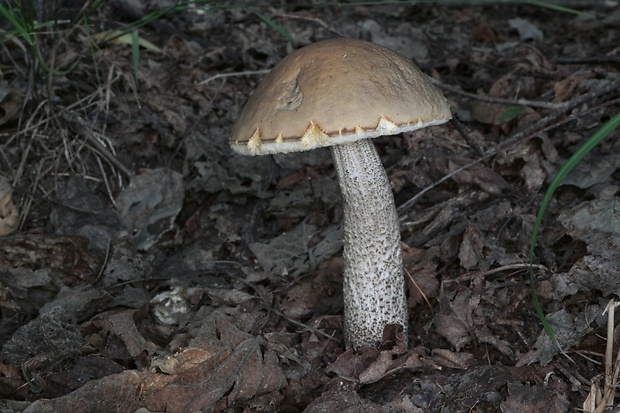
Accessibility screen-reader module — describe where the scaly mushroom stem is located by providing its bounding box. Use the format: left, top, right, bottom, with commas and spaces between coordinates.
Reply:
330, 139, 408, 350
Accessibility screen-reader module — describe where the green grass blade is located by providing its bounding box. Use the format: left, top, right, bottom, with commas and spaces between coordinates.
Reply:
523, 0, 594, 17
529, 112, 620, 345
132, 29, 140, 91
255, 12, 295, 46
0, 3, 35, 46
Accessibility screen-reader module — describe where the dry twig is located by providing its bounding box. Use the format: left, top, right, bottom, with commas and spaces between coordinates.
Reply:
397, 77, 620, 215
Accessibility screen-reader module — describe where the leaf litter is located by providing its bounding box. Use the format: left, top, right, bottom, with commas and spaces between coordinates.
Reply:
0, 1, 619, 412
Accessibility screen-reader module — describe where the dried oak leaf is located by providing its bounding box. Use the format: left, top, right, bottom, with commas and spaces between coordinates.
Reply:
145, 336, 286, 412
151, 309, 286, 411
21, 310, 287, 413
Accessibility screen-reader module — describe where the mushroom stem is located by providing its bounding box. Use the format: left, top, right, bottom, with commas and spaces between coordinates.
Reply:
330, 139, 408, 350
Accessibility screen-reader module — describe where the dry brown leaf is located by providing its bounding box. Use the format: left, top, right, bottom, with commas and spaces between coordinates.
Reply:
304, 389, 391, 413
553, 72, 596, 102
488, 72, 515, 98
20, 370, 146, 413
431, 348, 475, 369
475, 329, 514, 358
513, 43, 556, 73
458, 225, 485, 270
0, 177, 19, 236
469, 101, 506, 125
326, 347, 380, 381
448, 158, 509, 195
358, 351, 399, 384
0, 92, 23, 126
149, 337, 286, 413
435, 313, 472, 351
115, 168, 184, 251
403, 245, 439, 307
105, 311, 153, 357
435, 290, 488, 352
518, 306, 602, 366
21, 309, 286, 413
500, 381, 570, 413
281, 280, 323, 319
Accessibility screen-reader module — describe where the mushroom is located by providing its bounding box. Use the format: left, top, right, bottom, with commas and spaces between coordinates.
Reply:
230, 38, 451, 350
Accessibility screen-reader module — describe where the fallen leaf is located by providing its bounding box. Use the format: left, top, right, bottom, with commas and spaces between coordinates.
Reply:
508, 18, 544, 41
517, 305, 603, 366
0, 91, 23, 126
501, 381, 569, 413
553, 72, 595, 102
559, 185, 620, 233
0, 176, 19, 236
304, 388, 392, 413
1, 306, 84, 369
116, 168, 184, 251
458, 225, 485, 270
435, 313, 472, 351
326, 347, 380, 382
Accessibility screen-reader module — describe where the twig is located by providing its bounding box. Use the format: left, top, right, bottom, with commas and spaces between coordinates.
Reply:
557, 56, 620, 64
200, 69, 270, 85
595, 299, 620, 412
450, 115, 484, 157
397, 77, 620, 215
217, 268, 342, 344
95, 241, 111, 284
497, 77, 620, 153
430, 78, 567, 110
61, 110, 134, 178
271, 12, 345, 37
481, 263, 549, 277
405, 267, 434, 315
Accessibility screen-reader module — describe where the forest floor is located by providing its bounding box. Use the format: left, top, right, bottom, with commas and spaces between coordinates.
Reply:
1, 1, 620, 412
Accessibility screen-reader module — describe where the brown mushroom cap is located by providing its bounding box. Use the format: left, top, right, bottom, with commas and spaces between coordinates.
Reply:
230, 38, 451, 156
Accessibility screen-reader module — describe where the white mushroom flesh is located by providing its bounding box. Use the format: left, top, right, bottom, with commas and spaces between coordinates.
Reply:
331, 139, 407, 349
